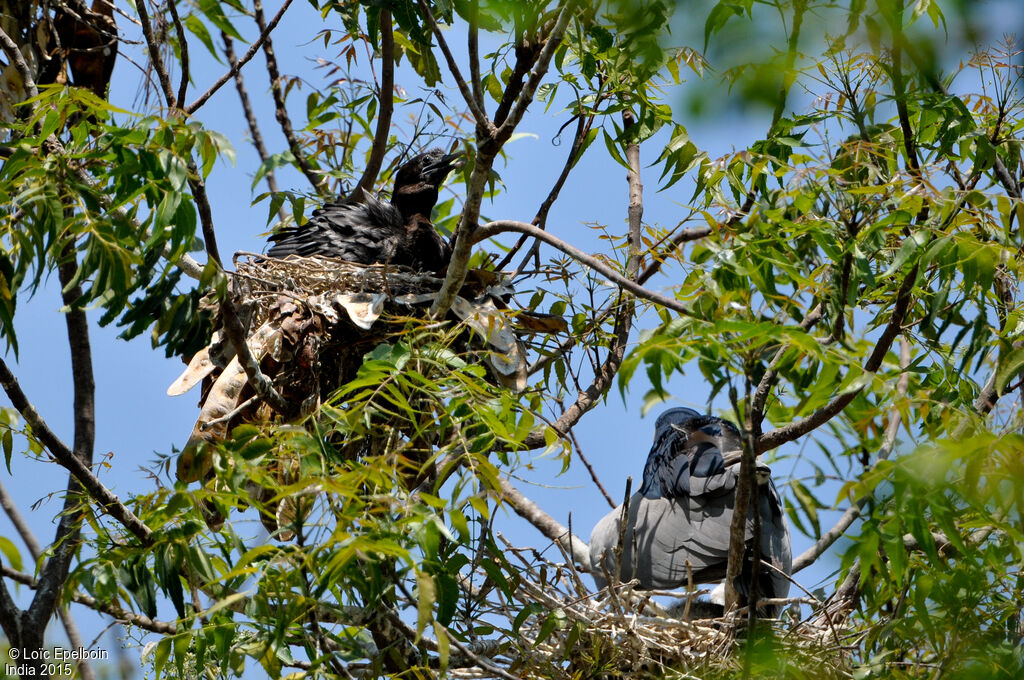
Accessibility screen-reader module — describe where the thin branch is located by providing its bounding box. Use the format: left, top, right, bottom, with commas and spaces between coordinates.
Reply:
791, 337, 911, 572
0, 358, 153, 546
498, 477, 589, 567
188, 161, 222, 267
167, 0, 190, 106
135, 0, 177, 107
222, 33, 285, 219
567, 429, 615, 508
517, 117, 643, 452
0, 481, 96, 680
254, 0, 325, 194
749, 303, 825, 436
499, 111, 595, 273
756, 262, 918, 453
185, 0, 295, 115
0, 565, 176, 635
0, 480, 43, 559
467, 0, 484, 112
416, 0, 493, 132
348, 9, 394, 201
474, 220, 694, 317
636, 225, 713, 285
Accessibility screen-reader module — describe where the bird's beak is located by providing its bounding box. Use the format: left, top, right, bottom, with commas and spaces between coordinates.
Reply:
424, 151, 464, 181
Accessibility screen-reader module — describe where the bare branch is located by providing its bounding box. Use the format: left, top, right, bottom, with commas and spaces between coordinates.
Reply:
474, 220, 694, 317
185, 0, 295, 115
348, 10, 395, 201
757, 262, 918, 454
253, 0, 326, 194
792, 337, 911, 572
416, 0, 493, 133
222, 32, 284, 219
467, 1, 484, 112
166, 0, 190, 106
135, 0, 177, 107
568, 429, 615, 509
498, 111, 596, 273
499, 477, 589, 567
0, 359, 153, 546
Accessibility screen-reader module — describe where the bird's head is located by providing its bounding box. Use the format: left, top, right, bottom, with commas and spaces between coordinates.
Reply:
391, 148, 463, 219
394, 148, 462, 191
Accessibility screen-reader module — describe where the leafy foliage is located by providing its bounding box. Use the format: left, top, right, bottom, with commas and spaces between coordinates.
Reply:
2, 0, 1024, 678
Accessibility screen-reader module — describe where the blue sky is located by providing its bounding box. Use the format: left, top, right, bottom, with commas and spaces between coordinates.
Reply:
4, 0, 1021, 674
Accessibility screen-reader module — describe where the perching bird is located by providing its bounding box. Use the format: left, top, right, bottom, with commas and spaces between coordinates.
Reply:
589, 407, 792, 616
266, 149, 460, 271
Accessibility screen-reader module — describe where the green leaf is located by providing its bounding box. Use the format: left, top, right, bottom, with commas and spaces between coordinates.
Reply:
0, 536, 22, 572
2, 429, 11, 474
995, 346, 1024, 395
416, 570, 436, 637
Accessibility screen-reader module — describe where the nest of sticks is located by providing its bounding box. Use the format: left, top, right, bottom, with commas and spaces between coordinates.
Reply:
436, 534, 852, 679
168, 253, 538, 533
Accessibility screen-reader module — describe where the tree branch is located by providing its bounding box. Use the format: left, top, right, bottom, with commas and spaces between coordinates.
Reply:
496, 0, 575, 138
0, 359, 153, 546
222, 32, 285, 219
186, 0, 295, 114
135, 0, 177, 107
756, 262, 918, 453
474, 220, 694, 316
467, 0, 484, 113
26, 245, 98, 634
498, 478, 589, 567
0, 482, 96, 680
0, 565, 176, 636
348, 9, 394, 201
416, 0, 493, 133
253, 0, 325, 194
636, 225, 713, 285
792, 337, 910, 572
749, 303, 824, 437
166, 0, 190, 107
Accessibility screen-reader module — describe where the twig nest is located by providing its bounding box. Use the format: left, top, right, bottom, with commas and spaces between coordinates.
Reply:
168, 253, 538, 534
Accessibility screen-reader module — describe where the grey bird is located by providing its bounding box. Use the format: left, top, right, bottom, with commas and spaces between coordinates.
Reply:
589, 407, 792, 616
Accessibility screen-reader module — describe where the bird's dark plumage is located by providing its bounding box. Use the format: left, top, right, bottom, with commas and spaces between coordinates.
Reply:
590, 407, 792, 616
266, 149, 459, 271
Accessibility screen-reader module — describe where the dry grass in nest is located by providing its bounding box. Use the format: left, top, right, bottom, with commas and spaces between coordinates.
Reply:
436, 534, 854, 679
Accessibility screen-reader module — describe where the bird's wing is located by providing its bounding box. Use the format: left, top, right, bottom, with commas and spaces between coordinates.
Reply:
266, 198, 403, 262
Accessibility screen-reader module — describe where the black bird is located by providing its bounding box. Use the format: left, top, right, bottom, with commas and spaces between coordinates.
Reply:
589, 407, 792, 616
266, 149, 460, 271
